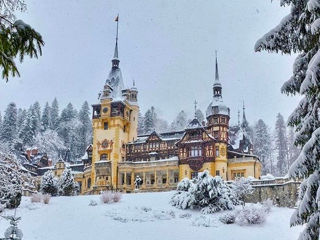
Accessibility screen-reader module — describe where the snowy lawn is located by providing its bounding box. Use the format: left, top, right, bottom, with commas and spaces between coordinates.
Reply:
0, 191, 302, 240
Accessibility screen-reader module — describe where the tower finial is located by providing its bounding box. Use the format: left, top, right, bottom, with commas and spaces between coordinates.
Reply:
215, 50, 219, 80
112, 14, 120, 68
133, 79, 135, 87
194, 100, 198, 118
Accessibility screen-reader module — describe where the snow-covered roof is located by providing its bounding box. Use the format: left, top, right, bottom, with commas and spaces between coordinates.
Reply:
206, 101, 230, 117
186, 118, 202, 129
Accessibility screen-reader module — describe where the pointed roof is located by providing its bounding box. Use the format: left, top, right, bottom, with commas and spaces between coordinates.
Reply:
186, 118, 202, 129
213, 51, 221, 88
241, 101, 249, 129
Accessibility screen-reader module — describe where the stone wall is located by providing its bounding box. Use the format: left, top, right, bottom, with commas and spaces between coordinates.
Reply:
245, 180, 301, 208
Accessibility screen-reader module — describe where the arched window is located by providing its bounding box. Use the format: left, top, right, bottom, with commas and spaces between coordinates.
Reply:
100, 154, 108, 160
87, 178, 91, 188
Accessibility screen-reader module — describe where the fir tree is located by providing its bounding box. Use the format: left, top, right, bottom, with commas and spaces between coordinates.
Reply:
253, 119, 272, 175
0, 0, 44, 81
137, 112, 145, 135
287, 127, 300, 167
195, 109, 204, 125
144, 109, 154, 134
274, 113, 288, 176
77, 101, 92, 157
171, 110, 188, 131
58, 168, 78, 196
40, 170, 58, 196
255, 1, 320, 237
0, 102, 18, 150
50, 98, 59, 130
18, 108, 35, 146
41, 102, 52, 131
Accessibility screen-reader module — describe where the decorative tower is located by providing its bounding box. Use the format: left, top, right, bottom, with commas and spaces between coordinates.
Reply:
89, 15, 139, 193
206, 52, 230, 180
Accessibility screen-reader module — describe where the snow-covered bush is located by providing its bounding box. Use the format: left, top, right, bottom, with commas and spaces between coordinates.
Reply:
0, 153, 24, 209
171, 171, 240, 213
112, 192, 122, 202
0, 204, 5, 213
231, 177, 254, 204
42, 194, 51, 204
178, 213, 192, 219
192, 215, 216, 227
57, 168, 78, 196
89, 199, 98, 206
31, 193, 42, 203
262, 199, 273, 213
219, 212, 236, 224
235, 205, 267, 226
100, 191, 113, 204
40, 170, 58, 196
260, 174, 275, 181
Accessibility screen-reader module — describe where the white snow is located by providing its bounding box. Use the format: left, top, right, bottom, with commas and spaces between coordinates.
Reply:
0, 191, 302, 240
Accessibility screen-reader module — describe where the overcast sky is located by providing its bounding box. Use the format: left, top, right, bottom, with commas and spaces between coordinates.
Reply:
0, 0, 300, 128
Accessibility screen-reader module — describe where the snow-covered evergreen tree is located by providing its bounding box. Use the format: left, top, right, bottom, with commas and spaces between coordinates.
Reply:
195, 109, 204, 125
16, 108, 26, 135
33, 129, 66, 163
0, 153, 23, 209
253, 119, 272, 174
137, 112, 145, 135
77, 101, 92, 157
41, 102, 52, 131
143, 109, 154, 134
171, 110, 188, 131
50, 98, 60, 130
274, 113, 288, 176
287, 127, 300, 168
255, 1, 320, 237
171, 171, 239, 213
58, 103, 81, 161
57, 168, 78, 196
0, 102, 18, 151
18, 108, 36, 147
40, 170, 58, 196
32, 101, 41, 133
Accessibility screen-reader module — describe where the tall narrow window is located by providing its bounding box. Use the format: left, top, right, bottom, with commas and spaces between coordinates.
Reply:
215, 146, 219, 157
104, 122, 108, 130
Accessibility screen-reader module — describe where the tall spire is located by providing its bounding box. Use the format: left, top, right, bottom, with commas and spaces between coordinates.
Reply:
238, 110, 240, 126
194, 100, 198, 118
241, 101, 248, 129
213, 50, 222, 100
112, 14, 120, 69
215, 50, 219, 81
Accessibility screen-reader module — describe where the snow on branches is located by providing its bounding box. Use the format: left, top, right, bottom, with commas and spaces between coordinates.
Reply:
171, 171, 241, 214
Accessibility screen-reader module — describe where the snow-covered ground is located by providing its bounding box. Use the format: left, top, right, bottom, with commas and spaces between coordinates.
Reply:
0, 191, 302, 240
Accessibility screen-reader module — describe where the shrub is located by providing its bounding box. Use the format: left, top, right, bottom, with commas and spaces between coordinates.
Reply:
262, 199, 273, 213
42, 194, 51, 204
112, 192, 122, 202
171, 170, 240, 213
100, 191, 113, 204
219, 212, 236, 224
40, 171, 58, 196
89, 200, 98, 206
31, 193, 42, 203
235, 205, 266, 225
57, 168, 78, 196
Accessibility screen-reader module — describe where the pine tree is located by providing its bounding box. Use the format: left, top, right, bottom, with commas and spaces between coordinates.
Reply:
0, 0, 44, 81
41, 102, 52, 131
58, 103, 80, 161
171, 110, 188, 131
274, 113, 288, 176
77, 101, 92, 157
255, 1, 320, 237
57, 168, 78, 196
253, 119, 272, 175
18, 108, 35, 146
144, 109, 154, 134
0, 102, 18, 150
137, 112, 145, 135
195, 109, 204, 124
287, 127, 300, 168
40, 170, 58, 196
50, 98, 59, 130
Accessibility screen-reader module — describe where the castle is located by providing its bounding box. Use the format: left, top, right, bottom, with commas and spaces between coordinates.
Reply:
71, 21, 261, 194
